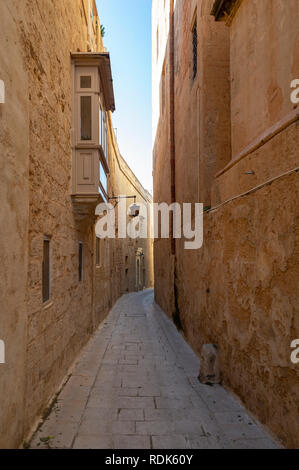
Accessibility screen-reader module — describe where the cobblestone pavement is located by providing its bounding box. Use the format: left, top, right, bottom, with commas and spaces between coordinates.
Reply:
30, 289, 279, 449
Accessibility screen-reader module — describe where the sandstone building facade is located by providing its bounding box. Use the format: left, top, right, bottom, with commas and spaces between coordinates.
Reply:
0, 0, 153, 448
153, 0, 299, 447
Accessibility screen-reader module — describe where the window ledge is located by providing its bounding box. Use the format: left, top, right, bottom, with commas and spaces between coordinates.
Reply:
43, 300, 53, 310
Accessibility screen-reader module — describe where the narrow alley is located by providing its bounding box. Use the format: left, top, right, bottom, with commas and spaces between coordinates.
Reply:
30, 290, 278, 450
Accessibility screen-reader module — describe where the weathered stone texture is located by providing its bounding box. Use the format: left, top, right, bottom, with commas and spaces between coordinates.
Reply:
0, 0, 153, 448
0, 0, 30, 449
153, 0, 299, 448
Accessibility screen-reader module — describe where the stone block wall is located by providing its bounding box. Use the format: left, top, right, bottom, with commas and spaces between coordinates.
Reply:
0, 0, 153, 448
153, 0, 299, 447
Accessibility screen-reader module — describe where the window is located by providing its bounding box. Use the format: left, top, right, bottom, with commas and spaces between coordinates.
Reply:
192, 19, 198, 80
80, 96, 92, 140
96, 237, 101, 266
99, 106, 102, 146
80, 76, 92, 88
161, 62, 166, 114
91, 0, 95, 21
42, 237, 50, 303
72, 55, 113, 202
75, 67, 97, 144
79, 242, 83, 281
102, 111, 108, 159
99, 161, 107, 197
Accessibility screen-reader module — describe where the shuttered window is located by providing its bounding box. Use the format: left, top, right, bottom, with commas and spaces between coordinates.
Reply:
192, 20, 198, 80
42, 237, 50, 303
79, 242, 83, 281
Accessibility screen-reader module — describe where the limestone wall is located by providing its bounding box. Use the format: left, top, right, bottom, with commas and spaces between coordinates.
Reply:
229, 0, 299, 157
21, 0, 98, 443
153, 0, 299, 447
0, 0, 30, 449
0, 0, 153, 448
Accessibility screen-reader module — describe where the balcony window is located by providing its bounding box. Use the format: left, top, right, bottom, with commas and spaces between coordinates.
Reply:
80, 96, 92, 141
80, 75, 92, 88
102, 111, 108, 159
99, 107, 102, 146
71, 53, 115, 216
99, 160, 108, 198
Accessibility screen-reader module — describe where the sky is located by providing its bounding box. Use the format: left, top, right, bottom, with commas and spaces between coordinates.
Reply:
97, 0, 153, 193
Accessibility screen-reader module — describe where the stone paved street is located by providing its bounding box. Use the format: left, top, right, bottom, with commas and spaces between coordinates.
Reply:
30, 290, 279, 449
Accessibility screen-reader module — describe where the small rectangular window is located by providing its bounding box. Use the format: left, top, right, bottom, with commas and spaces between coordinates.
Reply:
42, 237, 50, 303
161, 62, 166, 114
99, 106, 102, 146
99, 161, 108, 196
80, 96, 92, 140
80, 76, 92, 88
96, 237, 101, 266
192, 20, 198, 80
79, 242, 83, 281
102, 111, 108, 159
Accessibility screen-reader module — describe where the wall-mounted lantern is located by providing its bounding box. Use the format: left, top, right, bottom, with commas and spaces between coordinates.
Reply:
108, 195, 140, 218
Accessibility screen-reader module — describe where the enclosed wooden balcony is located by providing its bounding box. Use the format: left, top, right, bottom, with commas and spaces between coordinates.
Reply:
71, 52, 115, 218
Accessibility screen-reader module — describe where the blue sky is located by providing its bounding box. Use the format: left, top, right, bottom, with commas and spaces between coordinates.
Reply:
97, 0, 153, 193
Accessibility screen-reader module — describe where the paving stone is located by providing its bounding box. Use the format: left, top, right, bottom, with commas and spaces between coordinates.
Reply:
226, 438, 280, 449
30, 290, 279, 450
73, 435, 113, 449
152, 435, 189, 449
187, 436, 223, 449
138, 386, 161, 397
214, 411, 253, 425
78, 417, 135, 436
87, 395, 117, 409
174, 419, 206, 437
116, 396, 155, 409
113, 435, 151, 449
136, 420, 175, 436
117, 387, 139, 397
217, 422, 267, 441
82, 407, 118, 421
118, 409, 144, 421
58, 384, 91, 402
155, 397, 194, 409
31, 421, 79, 449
